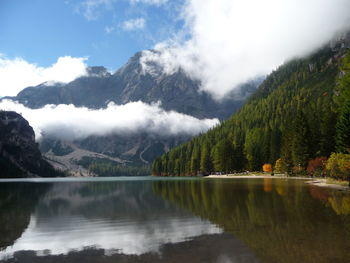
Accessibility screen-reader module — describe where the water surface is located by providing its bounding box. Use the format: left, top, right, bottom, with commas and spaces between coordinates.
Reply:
0, 177, 349, 262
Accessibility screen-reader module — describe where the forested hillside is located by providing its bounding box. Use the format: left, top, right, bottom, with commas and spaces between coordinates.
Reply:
152, 44, 350, 177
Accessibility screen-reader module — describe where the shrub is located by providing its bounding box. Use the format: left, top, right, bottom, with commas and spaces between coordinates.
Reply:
307, 157, 327, 177
325, 153, 350, 180
292, 165, 307, 176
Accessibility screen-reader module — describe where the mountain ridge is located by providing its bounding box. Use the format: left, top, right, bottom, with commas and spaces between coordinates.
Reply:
5, 51, 261, 119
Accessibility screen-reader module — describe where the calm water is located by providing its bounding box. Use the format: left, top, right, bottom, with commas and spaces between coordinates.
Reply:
0, 177, 349, 263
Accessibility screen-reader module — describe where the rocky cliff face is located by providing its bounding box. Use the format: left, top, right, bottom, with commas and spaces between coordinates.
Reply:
0, 111, 60, 178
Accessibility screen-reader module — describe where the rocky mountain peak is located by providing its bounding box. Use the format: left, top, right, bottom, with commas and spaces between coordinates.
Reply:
87, 66, 111, 77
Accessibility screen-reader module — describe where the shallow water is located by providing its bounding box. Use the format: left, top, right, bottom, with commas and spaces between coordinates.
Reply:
0, 177, 349, 263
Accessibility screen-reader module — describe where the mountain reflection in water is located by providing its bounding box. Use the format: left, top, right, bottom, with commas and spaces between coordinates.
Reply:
0, 178, 258, 262
0, 177, 349, 263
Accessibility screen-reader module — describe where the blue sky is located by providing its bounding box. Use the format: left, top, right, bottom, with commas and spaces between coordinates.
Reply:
0, 0, 184, 71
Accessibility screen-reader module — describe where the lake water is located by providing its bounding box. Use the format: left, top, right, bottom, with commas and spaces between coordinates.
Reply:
0, 177, 349, 263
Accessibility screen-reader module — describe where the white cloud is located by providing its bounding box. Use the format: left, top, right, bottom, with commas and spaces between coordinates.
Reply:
141, 0, 350, 99
0, 100, 219, 140
0, 56, 88, 97
121, 18, 146, 31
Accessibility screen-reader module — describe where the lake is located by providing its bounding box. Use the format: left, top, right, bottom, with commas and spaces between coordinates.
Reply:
0, 177, 349, 263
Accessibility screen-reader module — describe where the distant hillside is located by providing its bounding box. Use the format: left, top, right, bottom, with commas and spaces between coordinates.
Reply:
0, 111, 61, 178
152, 37, 350, 176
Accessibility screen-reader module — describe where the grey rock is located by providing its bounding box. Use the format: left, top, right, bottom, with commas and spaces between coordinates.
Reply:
0, 111, 61, 178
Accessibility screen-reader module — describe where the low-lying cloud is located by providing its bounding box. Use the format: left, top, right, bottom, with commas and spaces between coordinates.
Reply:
0, 100, 219, 141
141, 0, 350, 99
0, 56, 88, 97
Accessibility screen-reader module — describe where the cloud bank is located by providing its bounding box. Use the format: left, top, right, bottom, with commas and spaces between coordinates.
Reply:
0, 100, 219, 141
0, 56, 88, 97
141, 0, 350, 99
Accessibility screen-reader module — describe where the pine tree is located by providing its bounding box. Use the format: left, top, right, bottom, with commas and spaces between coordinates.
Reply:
190, 145, 200, 174
244, 128, 263, 171
319, 109, 337, 156
213, 139, 234, 173
200, 142, 212, 173
281, 129, 293, 175
232, 143, 245, 171
152, 158, 162, 175
291, 111, 310, 168
336, 98, 350, 153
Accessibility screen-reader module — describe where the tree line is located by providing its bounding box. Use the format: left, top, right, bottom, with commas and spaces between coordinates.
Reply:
76, 157, 150, 176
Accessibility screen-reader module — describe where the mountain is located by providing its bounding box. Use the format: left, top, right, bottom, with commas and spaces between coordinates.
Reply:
7, 51, 260, 119
0, 111, 61, 178
152, 34, 350, 176
3, 51, 261, 175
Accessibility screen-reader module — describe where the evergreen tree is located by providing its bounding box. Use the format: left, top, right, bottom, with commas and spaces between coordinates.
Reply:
244, 128, 263, 171
336, 98, 350, 153
200, 142, 212, 173
213, 139, 234, 173
319, 109, 337, 155
281, 129, 293, 175
152, 158, 162, 175
269, 129, 281, 164
232, 143, 245, 171
291, 111, 311, 168
190, 145, 200, 174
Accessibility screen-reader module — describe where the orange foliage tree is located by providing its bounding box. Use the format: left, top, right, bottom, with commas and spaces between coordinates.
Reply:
262, 163, 272, 173
307, 157, 327, 177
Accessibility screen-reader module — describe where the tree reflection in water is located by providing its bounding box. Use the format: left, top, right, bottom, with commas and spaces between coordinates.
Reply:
153, 178, 350, 263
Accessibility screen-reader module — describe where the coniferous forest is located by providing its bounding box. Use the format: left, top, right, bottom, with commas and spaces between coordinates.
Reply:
152, 45, 350, 179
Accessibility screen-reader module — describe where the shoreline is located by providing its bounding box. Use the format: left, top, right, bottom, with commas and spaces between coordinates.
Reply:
304, 178, 349, 191
206, 174, 309, 180
207, 174, 350, 191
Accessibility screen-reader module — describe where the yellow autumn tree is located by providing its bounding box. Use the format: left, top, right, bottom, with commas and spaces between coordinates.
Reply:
274, 158, 285, 173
